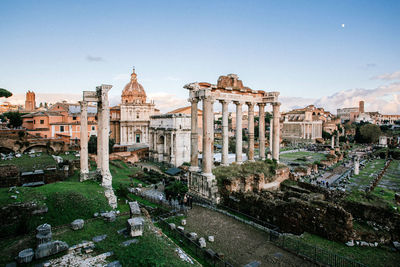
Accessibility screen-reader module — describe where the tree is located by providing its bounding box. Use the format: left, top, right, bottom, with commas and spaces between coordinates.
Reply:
1, 112, 23, 128
359, 124, 382, 143
322, 130, 332, 140
0, 88, 12, 98
88, 135, 115, 154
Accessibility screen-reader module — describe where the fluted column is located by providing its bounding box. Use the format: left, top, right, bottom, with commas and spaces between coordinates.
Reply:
269, 118, 273, 158
234, 101, 243, 164
258, 103, 266, 160
96, 102, 103, 175
190, 99, 199, 171
272, 102, 281, 162
202, 96, 213, 176
247, 102, 255, 161
220, 100, 229, 166
79, 101, 89, 181
97, 85, 113, 188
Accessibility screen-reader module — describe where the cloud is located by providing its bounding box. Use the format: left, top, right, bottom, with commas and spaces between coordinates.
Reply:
372, 70, 400, 81
313, 82, 400, 114
2, 93, 81, 105
86, 55, 105, 62
148, 92, 187, 113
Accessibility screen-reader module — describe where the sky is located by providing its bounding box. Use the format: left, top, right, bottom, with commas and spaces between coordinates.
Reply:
1, 0, 400, 114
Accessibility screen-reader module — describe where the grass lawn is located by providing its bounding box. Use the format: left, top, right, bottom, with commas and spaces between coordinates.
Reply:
0, 153, 56, 172
295, 232, 400, 267
0, 213, 196, 266
109, 160, 144, 188
279, 151, 327, 164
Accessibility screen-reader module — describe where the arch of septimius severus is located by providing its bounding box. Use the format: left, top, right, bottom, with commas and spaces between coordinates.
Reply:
184, 74, 281, 202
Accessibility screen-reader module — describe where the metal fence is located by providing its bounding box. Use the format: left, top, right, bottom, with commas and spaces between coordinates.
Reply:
269, 231, 367, 267
157, 218, 234, 267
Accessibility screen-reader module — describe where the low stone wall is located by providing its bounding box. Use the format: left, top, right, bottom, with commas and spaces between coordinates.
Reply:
0, 164, 20, 187
220, 185, 354, 242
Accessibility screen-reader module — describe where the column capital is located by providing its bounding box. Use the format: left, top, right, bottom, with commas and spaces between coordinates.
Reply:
257, 102, 266, 108
79, 100, 88, 108
219, 99, 230, 105
272, 102, 281, 107
189, 98, 199, 104
246, 102, 255, 110
233, 101, 244, 106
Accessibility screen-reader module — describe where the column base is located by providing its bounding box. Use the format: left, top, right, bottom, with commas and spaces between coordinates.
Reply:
188, 171, 219, 204
189, 166, 200, 172
104, 186, 118, 209
80, 170, 89, 182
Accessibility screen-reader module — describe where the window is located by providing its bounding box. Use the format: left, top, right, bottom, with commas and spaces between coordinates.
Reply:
60, 126, 65, 132
136, 113, 139, 119
73, 116, 77, 120
40, 120, 44, 124
136, 134, 140, 143
36, 133, 40, 137
33, 120, 36, 124
92, 126, 95, 131
45, 135, 47, 138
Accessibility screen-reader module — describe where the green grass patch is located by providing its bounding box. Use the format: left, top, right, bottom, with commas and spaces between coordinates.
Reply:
295, 232, 400, 267
0, 153, 56, 172
279, 151, 327, 164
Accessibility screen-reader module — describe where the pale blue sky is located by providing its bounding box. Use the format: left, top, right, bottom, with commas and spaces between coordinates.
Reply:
0, 0, 399, 111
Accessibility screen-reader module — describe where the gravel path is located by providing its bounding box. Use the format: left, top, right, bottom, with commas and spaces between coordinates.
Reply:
185, 206, 316, 267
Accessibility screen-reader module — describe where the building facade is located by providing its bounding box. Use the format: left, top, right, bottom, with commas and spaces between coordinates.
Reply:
149, 113, 191, 167
119, 68, 159, 146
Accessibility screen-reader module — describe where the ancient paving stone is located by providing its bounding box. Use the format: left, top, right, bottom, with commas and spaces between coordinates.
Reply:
243, 261, 261, 267
189, 232, 198, 240
208, 236, 214, 242
71, 219, 84, 230
92, 234, 107, 243
121, 239, 139, 247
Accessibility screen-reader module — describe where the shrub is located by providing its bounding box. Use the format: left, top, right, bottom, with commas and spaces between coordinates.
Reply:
164, 181, 188, 199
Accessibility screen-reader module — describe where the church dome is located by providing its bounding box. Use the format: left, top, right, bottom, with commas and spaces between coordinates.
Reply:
121, 68, 147, 104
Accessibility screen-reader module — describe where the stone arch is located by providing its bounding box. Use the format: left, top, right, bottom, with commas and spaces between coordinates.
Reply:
23, 145, 54, 153
0, 146, 15, 154
157, 135, 165, 162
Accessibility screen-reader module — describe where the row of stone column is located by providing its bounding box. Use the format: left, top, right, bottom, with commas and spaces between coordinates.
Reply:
190, 97, 281, 177
79, 85, 113, 188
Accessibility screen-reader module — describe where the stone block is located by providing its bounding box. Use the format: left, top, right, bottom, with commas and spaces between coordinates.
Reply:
189, 232, 198, 240
129, 201, 141, 217
121, 239, 139, 247
17, 248, 34, 263
36, 232, 52, 245
92, 234, 107, 243
244, 261, 261, 267
71, 219, 84, 230
177, 226, 184, 232
106, 261, 122, 267
102, 212, 116, 222
35, 241, 69, 259
198, 237, 206, 248
127, 217, 144, 237
208, 236, 214, 242
181, 219, 186, 226
169, 223, 176, 230
345, 240, 354, 247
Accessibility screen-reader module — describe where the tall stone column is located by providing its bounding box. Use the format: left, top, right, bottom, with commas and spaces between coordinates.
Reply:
354, 156, 360, 175
190, 99, 199, 171
272, 102, 281, 162
269, 118, 273, 158
170, 132, 175, 165
97, 85, 113, 188
96, 103, 103, 175
258, 103, 266, 160
202, 96, 213, 177
79, 101, 89, 181
234, 101, 243, 164
220, 100, 229, 166
247, 102, 255, 161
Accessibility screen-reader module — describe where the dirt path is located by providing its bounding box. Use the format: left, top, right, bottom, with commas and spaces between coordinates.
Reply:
185, 206, 316, 267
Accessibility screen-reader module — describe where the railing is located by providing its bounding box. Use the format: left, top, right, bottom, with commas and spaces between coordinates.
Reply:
157, 218, 234, 267
192, 196, 367, 267
269, 232, 367, 267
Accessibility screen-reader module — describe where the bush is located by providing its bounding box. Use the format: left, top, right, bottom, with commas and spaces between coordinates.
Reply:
164, 181, 188, 199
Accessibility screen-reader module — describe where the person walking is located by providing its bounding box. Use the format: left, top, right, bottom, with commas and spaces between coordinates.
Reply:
183, 194, 188, 207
